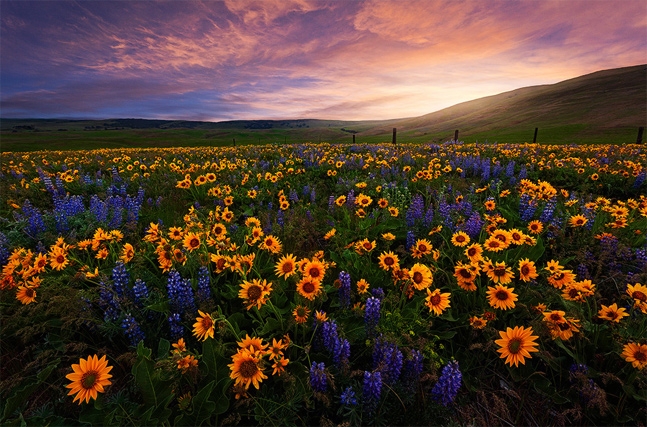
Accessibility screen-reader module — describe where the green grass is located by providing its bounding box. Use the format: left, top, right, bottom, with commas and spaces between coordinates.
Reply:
2, 65, 644, 151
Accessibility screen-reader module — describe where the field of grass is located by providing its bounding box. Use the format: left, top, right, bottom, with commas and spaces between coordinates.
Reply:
1, 141, 646, 426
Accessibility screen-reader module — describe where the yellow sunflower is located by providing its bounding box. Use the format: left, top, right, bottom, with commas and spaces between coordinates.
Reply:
621, 342, 647, 369
356, 278, 370, 294
228, 348, 267, 390
183, 232, 201, 252
275, 254, 298, 279
485, 261, 514, 285
409, 263, 433, 290
626, 283, 647, 313
16, 285, 37, 305
464, 243, 484, 263
494, 326, 539, 367
569, 214, 588, 227
239, 278, 272, 310
378, 251, 400, 271
296, 277, 322, 301
425, 288, 451, 316
518, 258, 539, 282
483, 235, 505, 252
527, 220, 544, 235
65, 355, 113, 404
193, 310, 215, 341
487, 285, 518, 310
293, 305, 310, 324
598, 303, 629, 323
451, 231, 470, 247
303, 258, 326, 282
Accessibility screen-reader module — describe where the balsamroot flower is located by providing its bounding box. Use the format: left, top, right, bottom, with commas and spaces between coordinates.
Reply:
66, 355, 113, 404
495, 325, 540, 367
621, 342, 647, 370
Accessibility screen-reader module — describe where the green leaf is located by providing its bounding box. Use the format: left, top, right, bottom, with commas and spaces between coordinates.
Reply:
157, 338, 171, 359
132, 341, 174, 423
145, 301, 170, 313
1, 358, 59, 422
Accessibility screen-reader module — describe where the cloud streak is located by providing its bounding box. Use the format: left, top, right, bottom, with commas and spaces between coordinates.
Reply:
1, 0, 645, 121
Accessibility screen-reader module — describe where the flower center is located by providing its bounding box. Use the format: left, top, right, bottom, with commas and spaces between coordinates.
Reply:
633, 291, 647, 302
495, 290, 509, 301
56, 255, 65, 263
384, 257, 394, 266
309, 267, 321, 278
282, 263, 293, 273
240, 360, 258, 378
201, 316, 213, 329
467, 248, 477, 256
81, 371, 98, 389
494, 267, 507, 277
459, 269, 472, 279
507, 338, 522, 354
247, 285, 262, 300
25, 288, 35, 298
303, 281, 315, 293
634, 350, 647, 362
190, 238, 199, 247
413, 272, 423, 283
521, 265, 530, 275
430, 294, 441, 305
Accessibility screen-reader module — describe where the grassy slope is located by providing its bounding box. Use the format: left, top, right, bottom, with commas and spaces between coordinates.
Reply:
1, 65, 645, 151
362, 64, 646, 144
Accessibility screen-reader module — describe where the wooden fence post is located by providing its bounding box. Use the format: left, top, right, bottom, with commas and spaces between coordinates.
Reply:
533, 127, 538, 144
233, 138, 236, 147
637, 127, 644, 144
454, 129, 459, 142
352, 134, 355, 144
392, 128, 396, 145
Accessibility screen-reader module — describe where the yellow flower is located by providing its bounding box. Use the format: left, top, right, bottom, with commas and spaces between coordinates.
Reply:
494, 326, 539, 367
598, 303, 629, 323
425, 288, 451, 316
65, 355, 113, 404
621, 342, 647, 369
193, 310, 215, 341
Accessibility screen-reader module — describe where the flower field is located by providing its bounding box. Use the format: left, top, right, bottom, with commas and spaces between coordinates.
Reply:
1, 141, 646, 426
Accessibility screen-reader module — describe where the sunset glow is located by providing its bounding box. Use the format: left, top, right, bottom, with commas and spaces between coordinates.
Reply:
1, 0, 645, 121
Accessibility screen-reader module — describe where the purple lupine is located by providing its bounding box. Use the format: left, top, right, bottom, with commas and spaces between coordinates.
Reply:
196, 266, 212, 303
0, 232, 9, 267
309, 362, 328, 393
364, 297, 381, 337
340, 386, 357, 406
111, 261, 130, 299
519, 193, 537, 222
363, 371, 382, 414
98, 279, 120, 322
539, 198, 557, 223
431, 360, 462, 406
401, 349, 424, 392
132, 279, 149, 306
463, 211, 484, 238
322, 319, 339, 350
168, 312, 184, 340
406, 194, 425, 227
121, 313, 145, 346
338, 271, 351, 309
167, 270, 196, 315
406, 230, 416, 252
373, 338, 403, 385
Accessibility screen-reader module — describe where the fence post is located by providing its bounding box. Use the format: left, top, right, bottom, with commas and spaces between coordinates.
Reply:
533, 127, 538, 144
392, 128, 396, 145
637, 127, 644, 144
352, 134, 355, 144
454, 129, 459, 142
233, 138, 236, 147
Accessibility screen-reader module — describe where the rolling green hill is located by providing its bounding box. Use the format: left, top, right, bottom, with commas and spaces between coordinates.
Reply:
361, 64, 646, 144
1, 64, 645, 151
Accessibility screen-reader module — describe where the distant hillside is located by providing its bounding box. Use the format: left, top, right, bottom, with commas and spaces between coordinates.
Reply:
361, 64, 646, 143
2, 64, 645, 150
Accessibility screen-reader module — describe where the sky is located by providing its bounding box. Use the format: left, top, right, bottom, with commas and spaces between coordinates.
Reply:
1, 0, 646, 122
